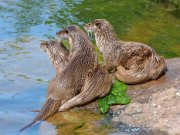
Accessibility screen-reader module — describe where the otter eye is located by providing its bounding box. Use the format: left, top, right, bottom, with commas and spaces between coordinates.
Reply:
95, 22, 101, 28
65, 30, 68, 34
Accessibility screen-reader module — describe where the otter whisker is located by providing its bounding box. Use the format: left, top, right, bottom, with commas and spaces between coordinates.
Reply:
89, 32, 92, 39
88, 32, 90, 38
90, 32, 93, 39
92, 32, 95, 39
90, 32, 95, 40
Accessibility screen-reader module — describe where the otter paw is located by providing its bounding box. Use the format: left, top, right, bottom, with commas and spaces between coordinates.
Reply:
58, 104, 69, 112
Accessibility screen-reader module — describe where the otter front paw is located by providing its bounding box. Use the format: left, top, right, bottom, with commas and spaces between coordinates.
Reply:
58, 102, 74, 112
58, 105, 67, 112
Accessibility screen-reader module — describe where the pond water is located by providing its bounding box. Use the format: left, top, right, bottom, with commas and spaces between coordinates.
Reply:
0, 0, 179, 135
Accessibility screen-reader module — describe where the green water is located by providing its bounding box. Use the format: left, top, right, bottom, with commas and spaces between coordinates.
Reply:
73, 0, 180, 58
0, 0, 179, 135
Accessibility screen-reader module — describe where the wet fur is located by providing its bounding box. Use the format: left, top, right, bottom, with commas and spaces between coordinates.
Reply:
85, 19, 167, 84
56, 25, 112, 111
20, 25, 113, 131
20, 26, 99, 131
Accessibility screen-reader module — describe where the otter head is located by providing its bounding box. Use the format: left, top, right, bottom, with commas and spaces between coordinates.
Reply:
56, 25, 81, 41
84, 19, 113, 33
40, 40, 58, 53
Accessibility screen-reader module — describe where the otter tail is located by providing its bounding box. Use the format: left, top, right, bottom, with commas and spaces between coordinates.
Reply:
115, 66, 145, 84
115, 52, 167, 84
19, 98, 61, 132
19, 120, 36, 132
149, 56, 167, 80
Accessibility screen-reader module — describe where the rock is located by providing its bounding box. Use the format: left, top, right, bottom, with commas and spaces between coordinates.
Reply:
109, 58, 180, 135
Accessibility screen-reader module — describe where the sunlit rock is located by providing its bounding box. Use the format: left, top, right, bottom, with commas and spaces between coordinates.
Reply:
110, 58, 180, 135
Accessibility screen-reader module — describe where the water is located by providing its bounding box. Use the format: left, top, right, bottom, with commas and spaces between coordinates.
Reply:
0, 0, 179, 135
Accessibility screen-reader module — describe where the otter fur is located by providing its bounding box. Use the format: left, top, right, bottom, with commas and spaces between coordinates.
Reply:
56, 25, 112, 111
85, 19, 167, 84
40, 40, 69, 74
20, 25, 112, 131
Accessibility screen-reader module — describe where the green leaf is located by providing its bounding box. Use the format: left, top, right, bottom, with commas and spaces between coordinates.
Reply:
116, 96, 131, 104
111, 80, 128, 96
98, 98, 109, 113
99, 103, 109, 114
98, 80, 131, 113
106, 94, 117, 105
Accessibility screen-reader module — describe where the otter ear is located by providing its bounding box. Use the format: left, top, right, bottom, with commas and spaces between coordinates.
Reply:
95, 22, 101, 28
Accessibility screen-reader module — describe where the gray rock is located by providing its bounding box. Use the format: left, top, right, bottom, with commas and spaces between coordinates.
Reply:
109, 58, 180, 135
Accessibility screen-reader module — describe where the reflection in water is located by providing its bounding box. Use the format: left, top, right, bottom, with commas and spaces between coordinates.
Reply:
0, 0, 81, 40
39, 121, 57, 135
0, 1, 110, 134
47, 110, 110, 135
38, 110, 110, 135
0, 0, 179, 134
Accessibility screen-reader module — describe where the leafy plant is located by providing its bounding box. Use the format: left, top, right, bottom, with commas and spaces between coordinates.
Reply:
98, 80, 131, 113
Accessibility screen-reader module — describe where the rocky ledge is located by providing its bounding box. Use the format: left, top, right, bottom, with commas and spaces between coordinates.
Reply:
109, 58, 180, 135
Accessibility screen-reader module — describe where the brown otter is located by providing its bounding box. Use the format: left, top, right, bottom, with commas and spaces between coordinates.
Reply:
84, 19, 167, 84
40, 40, 69, 74
20, 25, 95, 131
20, 25, 112, 131
56, 25, 112, 112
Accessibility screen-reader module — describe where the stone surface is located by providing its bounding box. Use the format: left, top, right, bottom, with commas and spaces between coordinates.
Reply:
109, 58, 180, 135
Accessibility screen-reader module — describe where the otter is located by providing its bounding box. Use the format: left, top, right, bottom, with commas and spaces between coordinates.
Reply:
20, 25, 95, 131
56, 25, 112, 112
20, 25, 112, 131
40, 40, 69, 74
84, 19, 167, 84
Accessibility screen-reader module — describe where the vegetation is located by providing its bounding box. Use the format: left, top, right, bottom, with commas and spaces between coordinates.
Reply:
98, 80, 131, 113
152, 0, 180, 9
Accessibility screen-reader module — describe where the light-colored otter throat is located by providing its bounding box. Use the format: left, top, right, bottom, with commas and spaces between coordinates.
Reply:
95, 29, 121, 56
